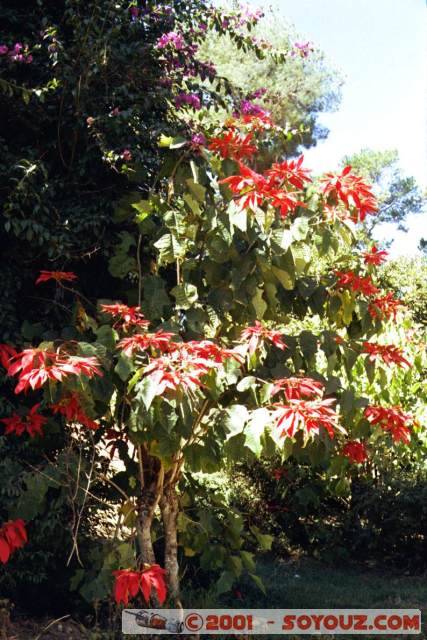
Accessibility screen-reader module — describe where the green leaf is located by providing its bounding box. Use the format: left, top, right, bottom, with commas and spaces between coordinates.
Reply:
132, 199, 153, 223
251, 287, 267, 319
215, 570, 235, 595
292, 243, 311, 275
227, 555, 243, 577
250, 525, 273, 550
136, 375, 158, 410
154, 232, 185, 264
186, 178, 206, 202
244, 408, 270, 456
171, 283, 198, 309
183, 192, 201, 215
272, 266, 294, 290
291, 216, 309, 241
224, 405, 249, 438
249, 573, 267, 595
271, 228, 293, 253
114, 353, 133, 382
240, 550, 256, 572
236, 376, 257, 392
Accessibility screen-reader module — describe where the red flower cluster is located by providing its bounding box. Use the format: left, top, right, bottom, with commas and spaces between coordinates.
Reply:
118, 331, 176, 356
240, 321, 287, 355
100, 303, 150, 331
0, 519, 27, 564
265, 156, 312, 190
272, 397, 338, 439
51, 393, 99, 430
142, 354, 213, 396
209, 131, 257, 160
35, 270, 78, 285
7, 348, 103, 394
342, 441, 368, 463
271, 376, 324, 401
0, 403, 47, 438
363, 245, 388, 266
335, 271, 379, 296
113, 565, 167, 606
321, 165, 378, 222
362, 342, 411, 368
0, 343, 17, 369
139, 338, 241, 397
180, 340, 243, 364
364, 405, 413, 443
219, 157, 309, 217
368, 292, 403, 320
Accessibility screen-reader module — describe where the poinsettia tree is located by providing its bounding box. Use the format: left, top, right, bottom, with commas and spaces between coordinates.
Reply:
0, 3, 422, 608
1, 102, 422, 607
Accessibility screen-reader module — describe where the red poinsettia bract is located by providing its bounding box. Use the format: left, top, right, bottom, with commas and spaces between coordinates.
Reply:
100, 303, 150, 331
271, 376, 324, 401
368, 292, 403, 320
240, 321, 287, 355
51, 393, 99, 430
0, 519, 27, 564
118, 331, 176, 356
35, 270, 78, 285
364, 405, 413, 444
342, 441, 368, 463
335, 271, 379, 296
272, 398, 338, 439
265, 156, 312, 190
362, 342, 411, 368
142, 354, 213, 396
209, 131, 257, 160
0, 344, 17, 370
363, 245, 388, 266
0, 403, 47, 438
321, 165, 378, 222
179, 340, 243, 364
220, 162, 267, 211
113, 565, 167, 606
219, 158, 308, 217
7, 348, 103, 394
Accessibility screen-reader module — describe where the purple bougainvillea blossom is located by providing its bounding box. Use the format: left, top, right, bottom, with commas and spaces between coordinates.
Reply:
174, 93, 201, 110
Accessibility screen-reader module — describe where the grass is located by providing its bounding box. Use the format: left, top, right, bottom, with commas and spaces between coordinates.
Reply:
184, 556, 427, 639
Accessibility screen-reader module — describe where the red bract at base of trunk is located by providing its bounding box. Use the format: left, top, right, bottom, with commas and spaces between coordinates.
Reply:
113, 565, 167, 605
0, 519, 27, 563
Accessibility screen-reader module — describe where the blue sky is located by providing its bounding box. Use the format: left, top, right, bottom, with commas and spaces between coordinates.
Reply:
253, 0, 427, 256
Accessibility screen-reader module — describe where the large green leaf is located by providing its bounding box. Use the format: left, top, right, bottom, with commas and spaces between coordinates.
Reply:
171, 283, 198, 309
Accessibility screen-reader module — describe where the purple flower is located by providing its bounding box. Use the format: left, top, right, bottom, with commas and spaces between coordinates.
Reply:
190, 133, 206, 147
25, 54, 33, 64
248, 87, 267, 100
0, 45, 9, 55
174, 92, 201, 110
110, 107, 120, 116
239, 100, 269, 118
13, 43, 23, 53
129, 6, 139, 19
156, 31, 185, 50
293, 41, 314, 58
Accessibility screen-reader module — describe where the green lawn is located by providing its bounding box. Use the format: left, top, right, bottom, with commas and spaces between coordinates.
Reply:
184, 557, 426, 639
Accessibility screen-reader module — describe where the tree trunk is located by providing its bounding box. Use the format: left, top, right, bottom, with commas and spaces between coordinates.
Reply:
136, 455, 162, 566
160, 486, 181, 608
